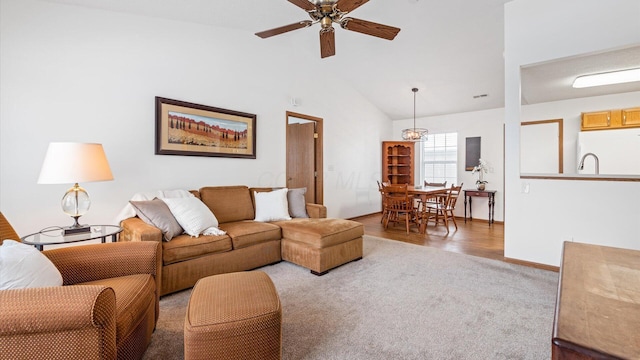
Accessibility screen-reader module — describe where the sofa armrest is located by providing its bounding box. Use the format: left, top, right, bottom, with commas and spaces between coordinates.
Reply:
120, 217, 163, 243
0, 285, 117, 360
306, 203, 327, 218
44, 241, 161, 287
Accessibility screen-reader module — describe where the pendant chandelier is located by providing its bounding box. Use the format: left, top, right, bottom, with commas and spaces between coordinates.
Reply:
401, 88, 428, 141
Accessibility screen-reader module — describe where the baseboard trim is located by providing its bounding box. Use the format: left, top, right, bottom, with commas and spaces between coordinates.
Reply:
503, 257, 559, 272
457, 216, 504, 225
350, 213, 504, 225
349, 212, 381, 220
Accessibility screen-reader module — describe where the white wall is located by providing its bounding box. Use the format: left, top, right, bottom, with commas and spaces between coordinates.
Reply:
577, 128, 640, 175
0, 0, 391, 235
392, 108, 505, 222
522, 91, 640, 174
504, 0, 640, 266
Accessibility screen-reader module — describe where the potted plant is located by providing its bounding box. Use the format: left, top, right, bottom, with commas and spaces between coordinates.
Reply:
472, 159, 488, 190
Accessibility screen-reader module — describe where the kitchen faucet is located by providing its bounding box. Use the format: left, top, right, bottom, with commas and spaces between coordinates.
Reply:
578, 152, 599, 174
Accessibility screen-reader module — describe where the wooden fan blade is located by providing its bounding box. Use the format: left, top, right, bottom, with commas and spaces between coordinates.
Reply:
255, 20, 313, 39
320, 29, 336, 58
288, 0, 317, 12
341, 17, 400, 40
335, 0, 369, 13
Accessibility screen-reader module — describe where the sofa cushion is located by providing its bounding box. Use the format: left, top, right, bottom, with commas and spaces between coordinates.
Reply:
81, 273, 155, 344
199, 186, 254, 224
219, 221, 282, 250
162, 234, 232, 265
273, 218, 364, 248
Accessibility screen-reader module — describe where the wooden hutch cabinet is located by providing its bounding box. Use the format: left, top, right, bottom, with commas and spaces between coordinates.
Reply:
382, 141, 415, 185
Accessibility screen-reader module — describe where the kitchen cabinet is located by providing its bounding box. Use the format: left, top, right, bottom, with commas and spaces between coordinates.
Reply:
581, 107, 640, 130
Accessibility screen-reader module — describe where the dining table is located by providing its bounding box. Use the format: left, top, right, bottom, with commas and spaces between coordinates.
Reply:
407, 185, 449, 234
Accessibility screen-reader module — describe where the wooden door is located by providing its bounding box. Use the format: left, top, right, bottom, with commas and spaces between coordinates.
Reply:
287, 122, 315, 203
286, 111, 323, 204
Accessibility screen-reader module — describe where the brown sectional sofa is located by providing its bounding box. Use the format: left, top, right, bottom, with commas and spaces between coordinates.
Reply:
120, 186, 363, 296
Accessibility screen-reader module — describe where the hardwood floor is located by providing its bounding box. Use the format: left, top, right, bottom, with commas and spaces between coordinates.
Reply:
351, 213, 558, 272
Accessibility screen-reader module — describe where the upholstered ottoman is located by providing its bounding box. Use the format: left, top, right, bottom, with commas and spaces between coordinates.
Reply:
275, 218, 364, 275
184, 271, 282, 360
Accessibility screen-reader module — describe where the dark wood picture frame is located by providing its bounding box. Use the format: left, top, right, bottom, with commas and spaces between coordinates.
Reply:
155, 97, 256, 159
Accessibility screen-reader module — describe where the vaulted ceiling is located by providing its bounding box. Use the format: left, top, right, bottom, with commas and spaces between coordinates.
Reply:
41, 0, 640, 120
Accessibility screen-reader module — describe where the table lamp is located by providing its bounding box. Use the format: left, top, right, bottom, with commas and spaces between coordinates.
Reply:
38, 142, 114, 235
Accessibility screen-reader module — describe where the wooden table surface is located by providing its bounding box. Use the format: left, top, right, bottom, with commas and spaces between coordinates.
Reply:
407, 186, 448, 199
553, 241, 640, 359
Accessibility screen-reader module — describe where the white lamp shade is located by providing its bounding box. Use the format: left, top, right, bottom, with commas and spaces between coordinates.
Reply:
38, 142, 114, 184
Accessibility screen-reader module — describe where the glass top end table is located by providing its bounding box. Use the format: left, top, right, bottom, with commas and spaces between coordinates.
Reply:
21, 225, 122, 251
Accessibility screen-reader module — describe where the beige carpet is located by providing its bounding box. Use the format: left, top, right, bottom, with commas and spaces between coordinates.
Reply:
143, 236, 558, 360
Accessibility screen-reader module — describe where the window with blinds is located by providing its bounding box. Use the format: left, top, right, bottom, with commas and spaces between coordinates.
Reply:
422, 132, 458, 186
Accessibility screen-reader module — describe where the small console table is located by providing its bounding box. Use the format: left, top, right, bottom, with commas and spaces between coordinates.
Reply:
463, 189, 496, 225
552, 242, 640, 359
21, 225, 122, 251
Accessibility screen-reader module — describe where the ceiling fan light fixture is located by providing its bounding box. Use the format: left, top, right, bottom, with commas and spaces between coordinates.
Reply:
572, 68, 640, 88
255, 0, 400, 58
401, 88, 428, 142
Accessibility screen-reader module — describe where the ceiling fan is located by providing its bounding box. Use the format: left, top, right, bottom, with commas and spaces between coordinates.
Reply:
255, 0, 401, 58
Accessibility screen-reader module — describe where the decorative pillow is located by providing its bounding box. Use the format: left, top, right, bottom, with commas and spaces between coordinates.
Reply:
130, 198, 183, 241
254, 188, 292, 222
161, 197, 224, 237
115, 189, 194, 223
287, 187, 309, 218
0, 240, 63, 290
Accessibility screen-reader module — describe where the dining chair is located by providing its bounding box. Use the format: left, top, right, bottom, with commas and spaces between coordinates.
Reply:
422, 180, 448, 206
377, 180, 390, 224
382, 183, 420, 234
424, 181, 447, 187
423, 183, 463, 233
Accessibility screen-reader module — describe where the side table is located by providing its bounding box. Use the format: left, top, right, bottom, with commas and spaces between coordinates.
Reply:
463, 189, 496, 225
21, 225, 122, 251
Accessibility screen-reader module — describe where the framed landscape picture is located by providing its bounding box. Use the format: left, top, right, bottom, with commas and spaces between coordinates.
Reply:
155, 97, 256, 159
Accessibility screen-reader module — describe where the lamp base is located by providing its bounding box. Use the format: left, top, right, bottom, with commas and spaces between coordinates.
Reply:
64, 215, 90, 236
64, 225, 91, 236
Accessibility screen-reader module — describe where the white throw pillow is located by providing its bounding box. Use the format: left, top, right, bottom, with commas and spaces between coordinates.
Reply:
0, 240, 63, 290
254, 188, 292, 222
161, 197, 224, 237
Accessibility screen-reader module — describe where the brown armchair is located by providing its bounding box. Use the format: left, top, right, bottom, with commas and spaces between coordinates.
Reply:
0, 212, 161, 360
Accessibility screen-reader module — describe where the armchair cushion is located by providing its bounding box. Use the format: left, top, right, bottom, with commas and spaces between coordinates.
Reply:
0, 240, 63, 290
82, 273, 156, 345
